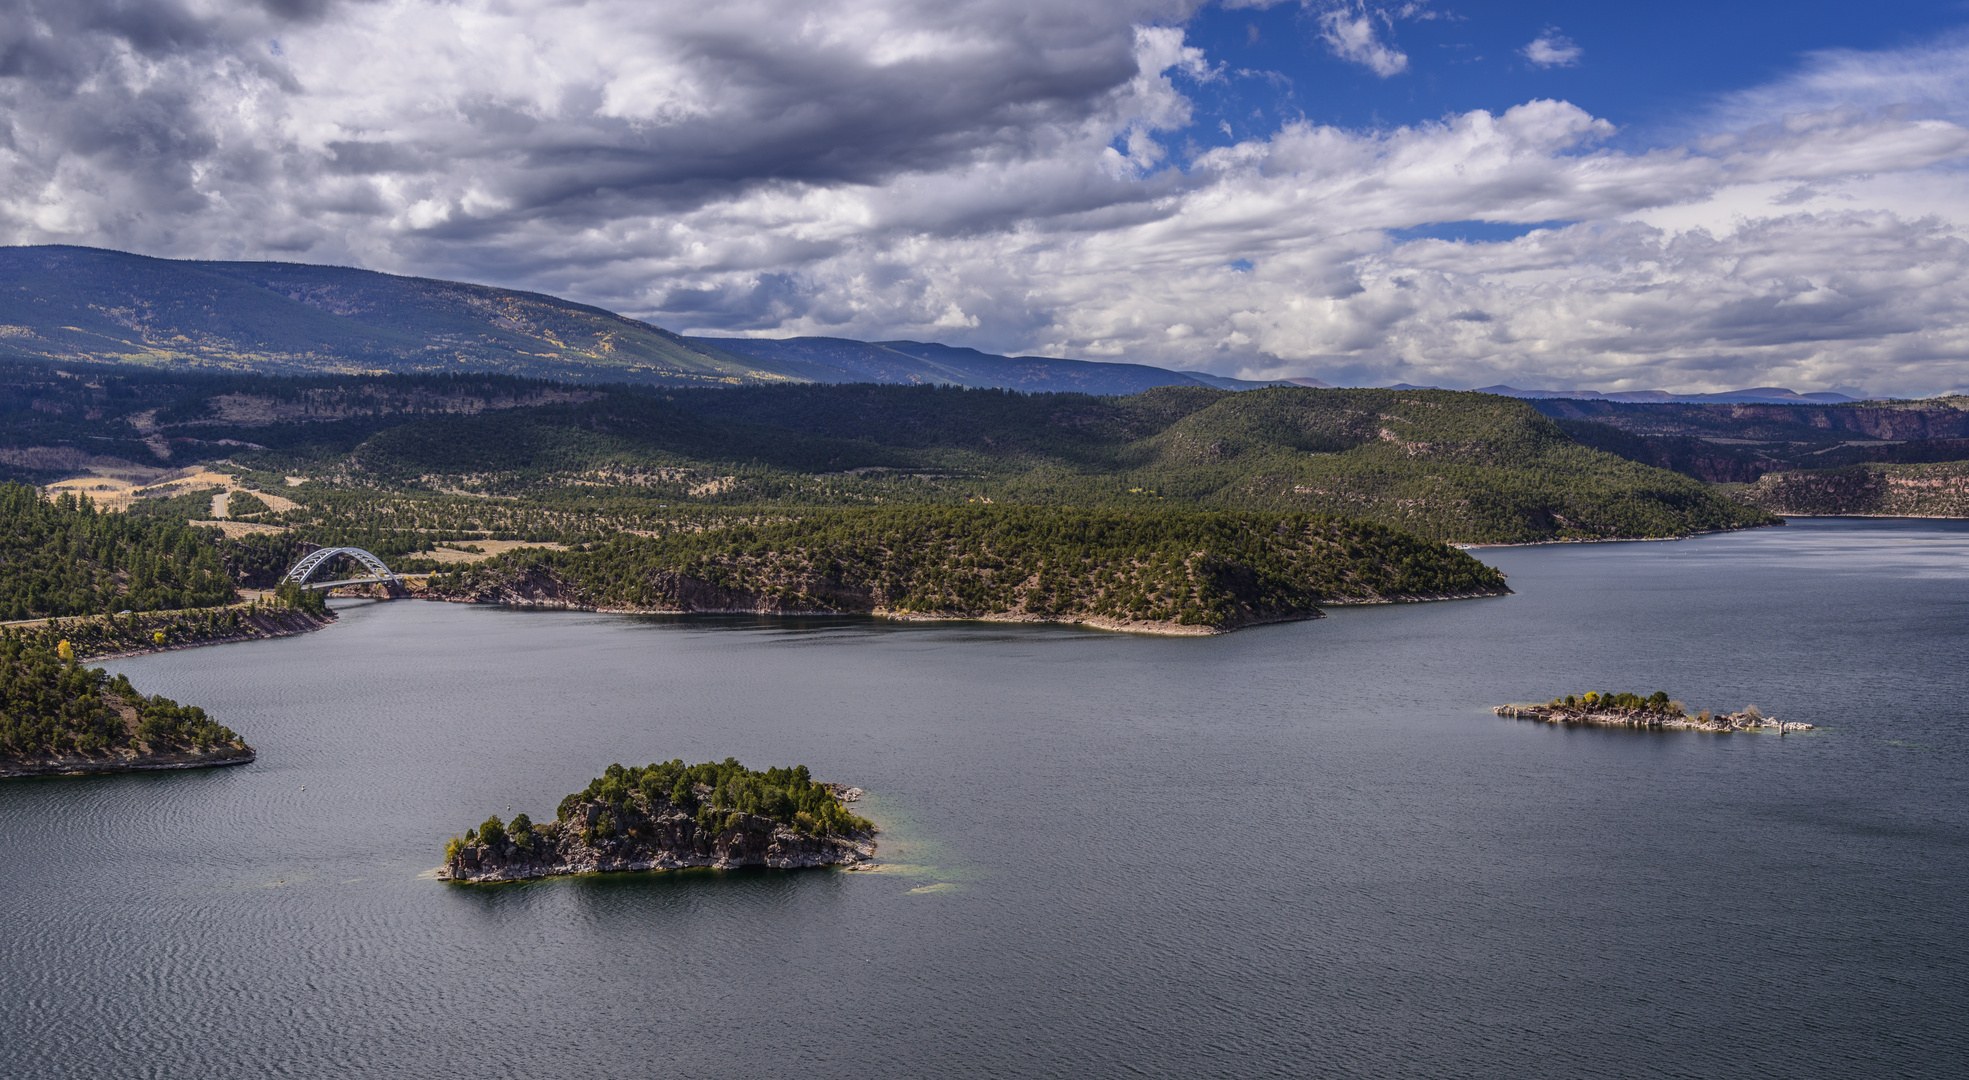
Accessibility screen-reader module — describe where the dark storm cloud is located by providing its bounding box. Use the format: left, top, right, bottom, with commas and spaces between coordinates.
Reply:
365, 5, 1189, 232
0, 1, 1198, 237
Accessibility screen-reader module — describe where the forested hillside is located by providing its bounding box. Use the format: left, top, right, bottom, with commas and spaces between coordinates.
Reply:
2, 358, 1777, 543
0, 246, 787, 386
0, 631, 246, 765
431, 505, 1510, 632
1533, 396, 1969, 441
308, 384, 1774, 543
0, 483, 235, 618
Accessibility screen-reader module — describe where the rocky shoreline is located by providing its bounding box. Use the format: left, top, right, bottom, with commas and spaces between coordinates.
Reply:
8, 606, 338, 664
79, 609, 337, 662
1494, 703, 1814, 733
413, 591, 1317, 636
1456, 522, 1783, 550
0, 744, 255, 779
440, 817, 875, 882
412, 581, 1512, 636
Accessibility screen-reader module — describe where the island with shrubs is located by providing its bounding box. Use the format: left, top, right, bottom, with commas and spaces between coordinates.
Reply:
440, 758, 877, 883
1494, 691, 1814, 733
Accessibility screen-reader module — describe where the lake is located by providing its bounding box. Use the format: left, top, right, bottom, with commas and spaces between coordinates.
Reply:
2, 518, 1965, 1078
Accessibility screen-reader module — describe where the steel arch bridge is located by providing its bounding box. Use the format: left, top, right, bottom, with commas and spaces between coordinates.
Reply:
282, 547, 404, 591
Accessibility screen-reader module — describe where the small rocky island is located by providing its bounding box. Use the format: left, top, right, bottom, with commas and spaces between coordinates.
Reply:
1494, 691, 1814, 733
440, 759, 877, 883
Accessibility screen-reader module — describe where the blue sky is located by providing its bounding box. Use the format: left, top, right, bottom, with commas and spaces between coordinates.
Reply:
1179, 2, 1967, 140
4, 1, 1968, 395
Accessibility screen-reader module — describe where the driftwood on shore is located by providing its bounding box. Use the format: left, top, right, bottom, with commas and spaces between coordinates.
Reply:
1494, 703, 1814, 733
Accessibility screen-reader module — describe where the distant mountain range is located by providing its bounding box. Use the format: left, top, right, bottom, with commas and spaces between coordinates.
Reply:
1385, 382, 1862, 404
0, 245, 788, 386
0, 246, 1286, 396
689, 336, 1290, 394
1466, 384, 1864, 405
0, 245, 1878, 404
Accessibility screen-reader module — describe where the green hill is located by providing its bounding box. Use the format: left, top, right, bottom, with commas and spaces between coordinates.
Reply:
323, 383, 1768, 542
0, 360, 1774, 544
0, 635, 246, 767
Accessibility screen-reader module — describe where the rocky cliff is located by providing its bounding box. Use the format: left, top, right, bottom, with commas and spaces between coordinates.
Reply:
1737, 462, 1969, 518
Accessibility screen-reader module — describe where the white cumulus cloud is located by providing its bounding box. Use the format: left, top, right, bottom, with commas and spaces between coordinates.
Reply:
1522, 30, 1582, 69
1317, 4, 1409, 77
2, 2, 1967, 396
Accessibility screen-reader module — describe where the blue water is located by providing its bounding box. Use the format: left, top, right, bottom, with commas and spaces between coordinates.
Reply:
2, 518, 1964, 1078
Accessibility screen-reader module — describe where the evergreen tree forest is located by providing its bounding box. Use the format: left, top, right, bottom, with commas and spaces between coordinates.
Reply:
452, 758, 874, 866
0, 483, 236, 619
0, 632, 241, 759
434, 504, 1510, 630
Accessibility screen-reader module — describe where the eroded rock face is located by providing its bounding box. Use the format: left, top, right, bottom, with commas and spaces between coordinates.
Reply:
439, 799, 874, 883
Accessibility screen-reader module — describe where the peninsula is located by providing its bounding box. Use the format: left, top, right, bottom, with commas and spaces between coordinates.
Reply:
1494, 691, 1814, 733
426, 506, 1512, 635
0, 634, 252, 778
440, 759, 876, 883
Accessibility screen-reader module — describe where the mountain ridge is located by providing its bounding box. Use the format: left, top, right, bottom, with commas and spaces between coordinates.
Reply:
0, 246, 1906, 405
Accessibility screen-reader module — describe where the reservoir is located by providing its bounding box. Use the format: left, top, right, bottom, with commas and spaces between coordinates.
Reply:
2, 518, 1965, 1078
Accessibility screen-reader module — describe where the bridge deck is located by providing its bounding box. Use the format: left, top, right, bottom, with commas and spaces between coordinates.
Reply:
302, 575, 405, 591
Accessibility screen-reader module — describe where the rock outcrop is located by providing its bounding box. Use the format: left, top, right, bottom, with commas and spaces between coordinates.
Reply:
1494, 703, 1813, 733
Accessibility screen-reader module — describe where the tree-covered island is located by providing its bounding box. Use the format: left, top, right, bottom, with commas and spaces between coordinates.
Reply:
441, 759, 876, 883
427, 505, 1511, 634
1494, 692, 1814, 733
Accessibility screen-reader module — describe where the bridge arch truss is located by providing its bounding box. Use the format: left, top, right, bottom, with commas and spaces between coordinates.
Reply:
282, 547, 402, 589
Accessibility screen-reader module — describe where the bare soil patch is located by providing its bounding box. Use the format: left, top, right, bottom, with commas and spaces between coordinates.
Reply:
426, 540, 567, 564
